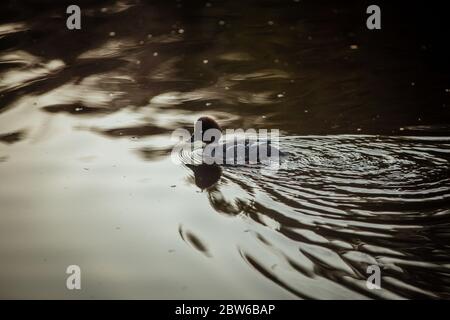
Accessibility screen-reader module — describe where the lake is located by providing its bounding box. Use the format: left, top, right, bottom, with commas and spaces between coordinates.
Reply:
0, 0, 449, 299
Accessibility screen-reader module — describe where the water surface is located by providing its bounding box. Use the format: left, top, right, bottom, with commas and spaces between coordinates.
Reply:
1, 0, 450, 299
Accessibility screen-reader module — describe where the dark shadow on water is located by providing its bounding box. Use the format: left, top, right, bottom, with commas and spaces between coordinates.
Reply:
186, 163, 222, 191
0, 130, 26, 144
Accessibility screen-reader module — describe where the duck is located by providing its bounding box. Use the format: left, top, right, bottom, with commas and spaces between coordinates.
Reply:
189, 116, 281, 165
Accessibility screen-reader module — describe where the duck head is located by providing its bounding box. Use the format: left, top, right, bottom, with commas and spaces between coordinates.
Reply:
191, 116, 222, 144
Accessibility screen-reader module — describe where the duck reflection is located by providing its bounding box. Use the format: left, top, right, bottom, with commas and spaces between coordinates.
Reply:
185, 163, 222, 190
186, 163, 248, 216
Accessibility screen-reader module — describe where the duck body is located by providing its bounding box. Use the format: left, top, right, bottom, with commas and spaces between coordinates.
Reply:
188, 116, 282, 165
201, 137, 281, 165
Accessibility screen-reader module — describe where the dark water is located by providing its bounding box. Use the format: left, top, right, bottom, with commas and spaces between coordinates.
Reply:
0, 0, 450, 299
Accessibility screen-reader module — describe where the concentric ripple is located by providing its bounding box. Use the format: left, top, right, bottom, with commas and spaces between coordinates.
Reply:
184, 135, 450, 299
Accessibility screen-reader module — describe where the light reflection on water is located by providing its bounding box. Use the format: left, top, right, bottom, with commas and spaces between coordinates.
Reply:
0, 0, 450, 299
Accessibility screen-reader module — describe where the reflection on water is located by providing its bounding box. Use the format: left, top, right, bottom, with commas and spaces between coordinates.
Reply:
195, 135, 450, 298
186, 164, 222, 190
0, 0, 450, 299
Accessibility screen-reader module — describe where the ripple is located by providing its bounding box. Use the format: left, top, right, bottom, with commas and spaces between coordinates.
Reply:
0, 130, 26, 144
184, 135, 450, 298
179, 225, 211, 258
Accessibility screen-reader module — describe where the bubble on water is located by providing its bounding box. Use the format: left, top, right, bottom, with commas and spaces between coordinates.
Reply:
205, 102, 212, 106
101, 7, 107, 13
109, 31, 116, 37
139, 40, 144, 45
147, 34, 152, 39
205, 2, 212, 7
350, 44, 358, 50
178, 28, 184, 34
153, 52, 158, 57
219, 20, 225, 26
267, 20, 274, 26
203, 59, 209, 64
277, 93, 284, 98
